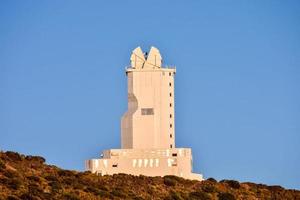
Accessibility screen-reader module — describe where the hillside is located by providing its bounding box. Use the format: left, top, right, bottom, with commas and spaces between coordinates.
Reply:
0, 151, 299, 200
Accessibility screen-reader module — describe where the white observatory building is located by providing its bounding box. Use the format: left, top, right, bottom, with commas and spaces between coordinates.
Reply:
85, 46, 203, 180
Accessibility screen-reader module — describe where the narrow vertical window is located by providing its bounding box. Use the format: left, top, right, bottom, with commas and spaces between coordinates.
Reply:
169, 72, 172, 76
169, 82, 172, 87
170, 124, 172, 128
170, 144, 173, 148
155, 159, 159, 167
132, 159, 137, 167
169, 93, 172, 97
150, 159, 153, 167
170, 114, 172, 118
170, 134, 172, 138
138, 159, 142, 167
169, 103, 172, 107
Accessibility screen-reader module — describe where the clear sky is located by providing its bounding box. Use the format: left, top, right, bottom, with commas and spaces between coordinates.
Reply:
1, 0, 299, 190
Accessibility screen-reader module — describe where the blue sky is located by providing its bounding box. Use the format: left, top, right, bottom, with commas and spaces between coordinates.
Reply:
0, 0, 299, 189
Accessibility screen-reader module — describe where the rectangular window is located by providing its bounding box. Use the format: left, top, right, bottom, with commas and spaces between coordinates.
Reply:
170, 144, 173, 148
170, 134, 172, 138
170, 114, 172, 118
169, 93, 172, 97
169, 82, 172, 87
132, 159, 137, 167
112, 164, 118, 167
138, 159, 142, 167
172, 153, 177, 157
170, 103, 172, 107
155, 159, 159, 167
150, 159, 154, 167
170, 124, 172, 128
141, 108, 154, 115
169, 72, 172, 76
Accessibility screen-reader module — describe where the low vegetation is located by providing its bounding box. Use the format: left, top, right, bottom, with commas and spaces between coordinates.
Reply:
0, 151, 299, 200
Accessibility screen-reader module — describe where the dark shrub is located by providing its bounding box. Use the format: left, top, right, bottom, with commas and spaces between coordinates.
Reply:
8, 178, 22, 190
111, 189, 127, 198
62, 193, 80, 200
138, 174, 147, 180
49, 181, 62, 193
58, 170, 74, 177
0, 159, 5, 169
44, 175, 58, 182
164, 175, 186, 183
207, 177, 217, 183
81, 171, 92, 175
84, 186, 101, 195
0, 177, 8, 185
98, 190, 113, 198
189, 191, 211, 200
73, 182, 84, 190
6, 151, 22, 161
218, 192, 236, 200
133, 196, 144, 200
3, 170, 17, 178
20, 193, 40, 200
220, 180, 240, 189
25, 155, 45, 164
62, 177, 75, 185
28, 183, 43, 196
268, 185, 284, 191
98, 184, 109, 191
27, 175, 40, 182
164, 176, 177, 186
169, 190, 184, 200
202, 184, 216, 193
7, 195, 20, 200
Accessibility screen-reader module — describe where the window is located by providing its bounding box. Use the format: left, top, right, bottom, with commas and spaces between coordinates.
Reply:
170, 124, 172, 128
170, 134, 172, 138
169, 72, 172, 76
150, 159, 154, 167
170, 144, 173, 148
138, 159, 142, 167
169, 103, 172, 107
155, 159, 159, 167
112, 164, 118, 167
170, 114, 172, 118
169, 93, 172, 97
172, 153, 177, 157
132, 159, 137, 167
144, 159, 148, 167
169, 82, 172, 87
141, 108, 154, 115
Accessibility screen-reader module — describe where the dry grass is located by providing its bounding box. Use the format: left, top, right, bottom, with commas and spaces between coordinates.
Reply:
0, 151, 299, 200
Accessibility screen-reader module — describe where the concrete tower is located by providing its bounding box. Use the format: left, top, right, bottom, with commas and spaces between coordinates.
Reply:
85, 46, 203, 181
121, 46, 175, 149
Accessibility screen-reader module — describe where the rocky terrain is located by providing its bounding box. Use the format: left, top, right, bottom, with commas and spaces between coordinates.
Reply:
0, 151, 299, 200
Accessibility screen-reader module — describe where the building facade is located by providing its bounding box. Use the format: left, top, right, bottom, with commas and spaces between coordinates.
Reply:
85, 47, 203, 181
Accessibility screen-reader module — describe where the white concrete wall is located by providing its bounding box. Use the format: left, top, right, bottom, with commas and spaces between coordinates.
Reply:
85, 148, 203, 181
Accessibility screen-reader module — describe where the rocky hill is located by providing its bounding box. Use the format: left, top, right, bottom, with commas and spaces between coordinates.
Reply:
0, 151, 299, 200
